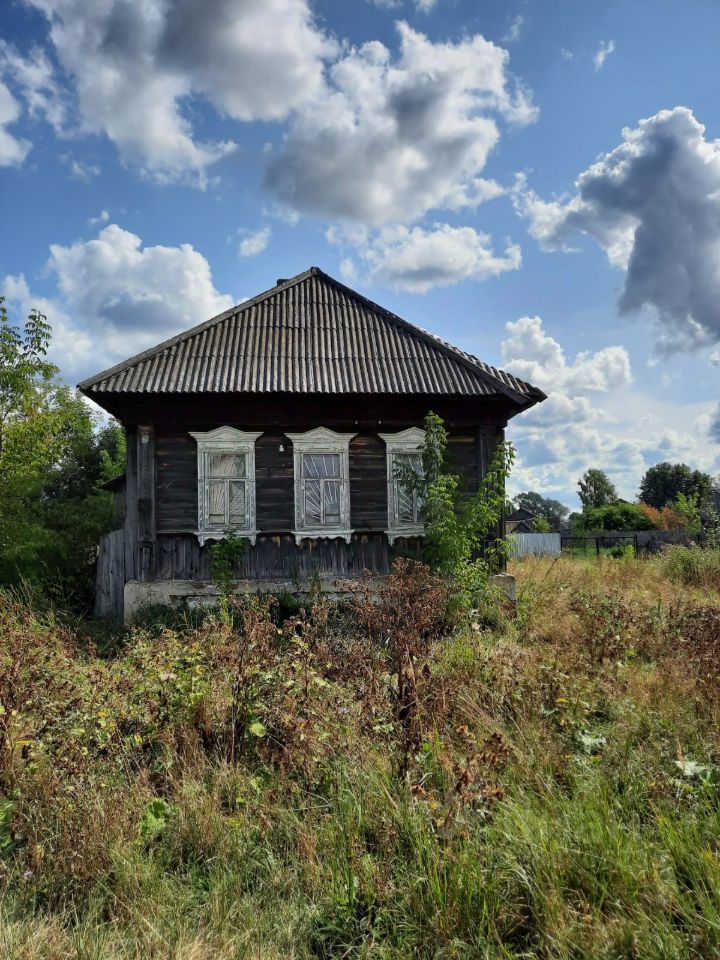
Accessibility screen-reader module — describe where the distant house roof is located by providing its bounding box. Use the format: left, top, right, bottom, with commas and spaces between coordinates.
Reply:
506, 507, 537, 522
507, 519, 535, 534
79, 267, 546, 405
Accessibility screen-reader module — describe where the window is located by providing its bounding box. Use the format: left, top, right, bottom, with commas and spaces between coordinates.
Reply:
286, 427, 356, 543
189, 427, 262, 545
379, 428, 426, 544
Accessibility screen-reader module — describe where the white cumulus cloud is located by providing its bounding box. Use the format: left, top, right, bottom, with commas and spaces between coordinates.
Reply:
238, 227, 271, 258
501, 315, 632, 395
24, 0, 337, 184
359, 223, 521, 292
266, 21, 536, 225
514, 107, 720, 353
0, 41, 66, 131
3, 224, 234, 379
0, 80, 31, 166
503, 316, 719, 504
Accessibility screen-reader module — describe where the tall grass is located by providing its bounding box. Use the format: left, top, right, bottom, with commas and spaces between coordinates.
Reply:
1, 555, 720, 958
657, 544, 720, 589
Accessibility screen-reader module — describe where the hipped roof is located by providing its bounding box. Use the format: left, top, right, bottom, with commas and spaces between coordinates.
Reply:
79, 267, 546, 406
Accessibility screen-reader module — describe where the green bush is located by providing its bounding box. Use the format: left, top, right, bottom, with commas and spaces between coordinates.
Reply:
658, 544, 720, 588
578, 501, 658, 532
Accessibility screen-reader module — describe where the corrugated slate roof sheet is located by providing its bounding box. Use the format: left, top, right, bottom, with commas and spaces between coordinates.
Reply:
79, 267, 545, 404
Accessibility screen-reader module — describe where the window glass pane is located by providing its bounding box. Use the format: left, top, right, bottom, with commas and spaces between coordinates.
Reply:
304, 479, 322, 524
228, 481, 246, 523
323, 481, 341, 524
395, 452, 422, 525
303, 453, 340, 479
209, 453, 246, 478
397, 483, 416, 523
208, 480, 226, 525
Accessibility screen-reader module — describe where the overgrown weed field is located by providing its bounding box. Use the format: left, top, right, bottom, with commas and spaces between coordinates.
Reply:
2, 548, 720, 959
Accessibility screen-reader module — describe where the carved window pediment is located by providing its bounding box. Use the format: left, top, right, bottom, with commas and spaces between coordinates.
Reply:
190, 428, 262, 546
286, 428, 356, 544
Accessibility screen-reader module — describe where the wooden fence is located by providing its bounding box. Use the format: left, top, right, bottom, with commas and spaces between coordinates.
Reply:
95, 529, 125, 619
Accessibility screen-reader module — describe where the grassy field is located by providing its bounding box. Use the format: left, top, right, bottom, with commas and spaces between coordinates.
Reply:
1, 547, 720, 959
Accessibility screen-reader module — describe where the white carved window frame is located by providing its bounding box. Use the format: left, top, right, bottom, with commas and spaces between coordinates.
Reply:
286, 427, 356, 545
379, 427, 426, 545
189, 427, 263, 546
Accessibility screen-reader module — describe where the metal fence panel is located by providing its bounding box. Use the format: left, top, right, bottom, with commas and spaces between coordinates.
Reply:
509, 532, 561, 558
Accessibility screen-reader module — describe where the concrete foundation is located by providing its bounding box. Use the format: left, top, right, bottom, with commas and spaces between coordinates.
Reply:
123, 573, 516, 622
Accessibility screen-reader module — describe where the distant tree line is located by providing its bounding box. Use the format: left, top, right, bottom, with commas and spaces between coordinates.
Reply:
511, 460, 717, 536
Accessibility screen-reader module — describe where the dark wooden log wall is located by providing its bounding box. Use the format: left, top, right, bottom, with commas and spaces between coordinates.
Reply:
155, 427, 484, 535
115, 393, 512, 583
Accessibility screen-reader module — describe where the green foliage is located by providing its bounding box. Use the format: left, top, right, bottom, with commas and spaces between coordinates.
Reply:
578, 501, 658, 532
208, 532, 248, 598
659, 545, 720, 588
395, 412, 514, 605
640, 461, 714, 509
577, 468, 618, 509
670, 491, 702, 534
513, 490, 569, 520
3, 556, 720, 956
139, 798, 174, 843
532, 515, 552, 532
0, 298, 125, 607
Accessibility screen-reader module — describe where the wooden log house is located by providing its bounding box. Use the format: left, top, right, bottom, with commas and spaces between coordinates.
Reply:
81, 267, 546, 619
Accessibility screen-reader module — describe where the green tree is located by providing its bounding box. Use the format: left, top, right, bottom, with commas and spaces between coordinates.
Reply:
577, 502, 658, 532
578, 469, 617, 510
513, 491, 569, 521
670, 492, 701, 535
0, 297, 125, 606
532, 516, 552, 533
639, 462, 714, 509
395, 412, 513, 605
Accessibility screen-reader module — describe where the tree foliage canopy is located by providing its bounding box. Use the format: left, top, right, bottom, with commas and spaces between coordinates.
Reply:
578, 469, 618, 510
577, 502, 658, 532
0, 297, 125, 607
639, 462, 714, 510
513, 491, 569, 521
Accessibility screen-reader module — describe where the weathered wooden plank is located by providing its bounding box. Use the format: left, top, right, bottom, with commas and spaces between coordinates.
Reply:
124, 426, 138, 581
136, 425, 156, 581
95, 529, 125, 618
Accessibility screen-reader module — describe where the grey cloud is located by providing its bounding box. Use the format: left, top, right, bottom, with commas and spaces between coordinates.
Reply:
710, 404, 720, 443
25, 0, 335, 182
266, 22, 535, 225
516, 107, 720, 352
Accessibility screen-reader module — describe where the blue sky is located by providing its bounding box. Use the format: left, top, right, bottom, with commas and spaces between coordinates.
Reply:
1, 0, 719, 507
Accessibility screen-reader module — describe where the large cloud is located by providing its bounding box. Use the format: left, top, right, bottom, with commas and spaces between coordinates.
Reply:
266, 21, 536, 224
501, 315, 632, 397
3, 224, 234, 378
25, 0, 336, 183
515, 107, 720, 352
0, 80, 31, 166
503, 315, 718, 504
342, 223, 521, 292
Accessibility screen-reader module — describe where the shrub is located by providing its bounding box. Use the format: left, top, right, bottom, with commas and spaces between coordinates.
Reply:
579, 502, 658, 531
658, 545, 720, 589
